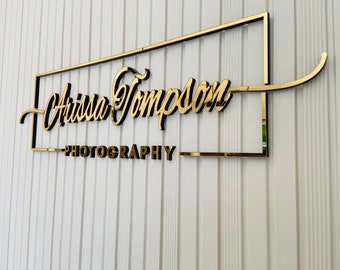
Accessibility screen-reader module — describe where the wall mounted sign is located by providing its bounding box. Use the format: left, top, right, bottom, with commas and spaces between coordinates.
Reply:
20, 12, 327, 159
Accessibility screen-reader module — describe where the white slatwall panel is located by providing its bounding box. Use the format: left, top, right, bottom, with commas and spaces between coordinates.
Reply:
0, 3, 8, 266
329, 1, 340, 269
198, 1, 220, 269
268, 1, 298, 270
296, 1, 332, 270
242, 2, 268, 270
0, 0, 339, 270
179, 1, 200, 270
219, 2, 243, 270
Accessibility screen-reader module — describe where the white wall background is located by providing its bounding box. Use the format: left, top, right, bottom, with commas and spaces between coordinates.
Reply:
0, 0, 339, 270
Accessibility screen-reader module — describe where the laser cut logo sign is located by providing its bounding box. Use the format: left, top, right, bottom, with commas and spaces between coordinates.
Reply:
20, 12, 327, 159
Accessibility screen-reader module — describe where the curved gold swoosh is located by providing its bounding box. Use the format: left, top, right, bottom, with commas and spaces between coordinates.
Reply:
19, 109, 44, 124
229, 52, 327, 93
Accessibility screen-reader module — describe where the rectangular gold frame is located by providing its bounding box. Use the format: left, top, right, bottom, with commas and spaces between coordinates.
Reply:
29, 12, 269, 157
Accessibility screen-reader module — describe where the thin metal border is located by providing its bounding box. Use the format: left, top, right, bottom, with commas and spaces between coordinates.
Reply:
28, 12, 270, 156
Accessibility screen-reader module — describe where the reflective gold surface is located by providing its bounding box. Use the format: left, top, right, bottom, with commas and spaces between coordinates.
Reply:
19, 12, 326, 158
35, 12, 270, 78
229, 52, 327, 93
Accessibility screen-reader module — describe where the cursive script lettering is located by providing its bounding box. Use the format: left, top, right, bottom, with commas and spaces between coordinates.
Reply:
43, 83, 110, 130
20, 52, 327, 132
22, 66, 234, 131
111, 67, 233, 129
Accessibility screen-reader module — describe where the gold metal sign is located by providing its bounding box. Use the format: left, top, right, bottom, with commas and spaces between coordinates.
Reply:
20, 12, 327, 158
